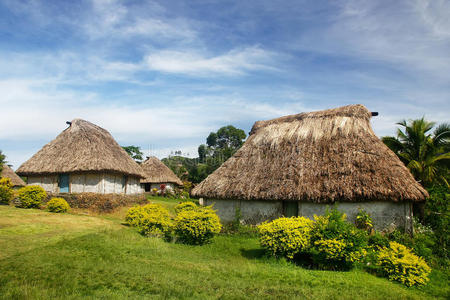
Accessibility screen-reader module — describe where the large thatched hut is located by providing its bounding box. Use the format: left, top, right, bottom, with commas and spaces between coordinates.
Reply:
140, 156, 183, 192
1, 165, 26, 188
192, 104, 428, 231
17, 119, 144, 194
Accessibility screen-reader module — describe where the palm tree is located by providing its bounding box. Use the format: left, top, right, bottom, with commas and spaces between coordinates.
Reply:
382, 118, 450, 187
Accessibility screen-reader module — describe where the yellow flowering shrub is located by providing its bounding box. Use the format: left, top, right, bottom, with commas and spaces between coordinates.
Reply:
125, 205, 147, 227
125, 204, 173, 239
47, 197, 70, 213
0, 177, 13, 204
258, 217, 314, 259
377, 242, 431, 287
309, 209, 368, 270
174, 206, 221, 245
16, 185, 47, 208
174, 201, 197, 214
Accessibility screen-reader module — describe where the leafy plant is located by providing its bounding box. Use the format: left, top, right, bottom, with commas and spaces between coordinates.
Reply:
0, 177, 13, 205
174, 201, 197, 214
258, 217, 314, 259
377, 242, 431, 287
174, 206, 221, 245
16, 185, 47, 208
47, 197, 70, 213
355, 209, 373, 232
309, 209, 368, 270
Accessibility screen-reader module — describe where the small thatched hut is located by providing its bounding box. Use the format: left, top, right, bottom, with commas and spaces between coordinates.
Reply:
17, 119, 144, 194
192, 104, 428, 231
140, 156, 183, 192
1, 165, 26, 188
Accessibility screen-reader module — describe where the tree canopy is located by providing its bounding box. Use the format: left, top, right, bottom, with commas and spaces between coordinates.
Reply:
122, 146, 144, 163
163, 125, 246, 184
382, 118, 449, 187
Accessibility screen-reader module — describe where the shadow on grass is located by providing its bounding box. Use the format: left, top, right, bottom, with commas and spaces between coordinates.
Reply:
239, 248, 266, 260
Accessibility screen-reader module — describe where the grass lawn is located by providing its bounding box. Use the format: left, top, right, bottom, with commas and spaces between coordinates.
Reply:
0, 203, 447, 299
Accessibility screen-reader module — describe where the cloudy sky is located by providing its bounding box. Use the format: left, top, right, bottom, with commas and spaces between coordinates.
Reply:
1, 0, 449, 169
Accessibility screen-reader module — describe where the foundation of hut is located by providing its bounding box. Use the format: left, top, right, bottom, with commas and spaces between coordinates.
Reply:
202, 199, 413, 232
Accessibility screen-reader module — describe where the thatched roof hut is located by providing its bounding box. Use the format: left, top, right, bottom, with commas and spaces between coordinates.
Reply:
140, 156, 183, 187
17, 119, 144, 194
17, 119, 144, 177
1, 165, 26, 187
192, 104, 428, 203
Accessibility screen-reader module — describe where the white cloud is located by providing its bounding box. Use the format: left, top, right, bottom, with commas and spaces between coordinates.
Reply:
144, 46, 277, 76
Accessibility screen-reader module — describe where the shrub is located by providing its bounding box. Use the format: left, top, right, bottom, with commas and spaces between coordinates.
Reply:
125, 205, 148, 227
47, 197, 70, 213
58, 193, 146, 213
16, 185, 46, 208
174, 206, 221, 245
174, 201, 197, 214
309, 209, 368, 270
355, 209, 373, 232
377, 241, 431, 286
125, 204, 174, 239
387, 229, 435, 263
180, 191, 190, 200
0, 178, 13, 204
258, 217, 314, 259
423, 185, 449, 260
368, 232, 389, 250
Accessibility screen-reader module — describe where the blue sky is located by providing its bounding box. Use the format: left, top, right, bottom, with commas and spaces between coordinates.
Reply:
1, 0, 449, 169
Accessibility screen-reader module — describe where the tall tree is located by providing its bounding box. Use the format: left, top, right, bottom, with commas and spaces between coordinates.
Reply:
382, 118, 450, 187
122, 146, 144, 163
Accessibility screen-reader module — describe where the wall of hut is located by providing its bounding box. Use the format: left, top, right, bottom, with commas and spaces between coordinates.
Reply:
202, 199, 413, 232
27, 173, 143, 194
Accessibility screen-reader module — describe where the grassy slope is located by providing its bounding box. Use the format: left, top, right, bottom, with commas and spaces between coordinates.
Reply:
0, 204, 447, 300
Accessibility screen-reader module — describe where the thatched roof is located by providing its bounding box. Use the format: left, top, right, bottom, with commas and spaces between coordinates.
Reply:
192, 104, 428, 203
140, 156, 183, 186
1, 165, 26, 187
17, 119, 145, 178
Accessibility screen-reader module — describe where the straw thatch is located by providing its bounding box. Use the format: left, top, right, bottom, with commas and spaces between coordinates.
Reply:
17, 119, 144, 177
192, 104, 428, 203
1, 164, 26, 187
140, 156, 183, 186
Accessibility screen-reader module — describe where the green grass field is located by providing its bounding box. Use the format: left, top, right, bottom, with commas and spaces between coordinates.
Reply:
0, 203, 447, 299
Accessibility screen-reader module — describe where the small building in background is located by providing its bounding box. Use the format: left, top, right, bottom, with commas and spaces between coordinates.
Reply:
192, 104, 428, 232
140, 156, 183, 192
0, 164, 26, 189
17, 119, 144, 194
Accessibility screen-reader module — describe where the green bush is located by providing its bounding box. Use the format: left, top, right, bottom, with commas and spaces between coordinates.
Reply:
135, 204, 173, 239
0, 178, 13, 204
47, 197, 70, 213
355, 209, 373, 232
16, 185, 46, 208
387, 229, 435, 263
368, 232, 390, 250
258, 217, 314, 259
377, 241, 431, 286
309, 209, 368, 270
174, 201, 197, 214
423, 185, 449, 260
174, 206, 221, 245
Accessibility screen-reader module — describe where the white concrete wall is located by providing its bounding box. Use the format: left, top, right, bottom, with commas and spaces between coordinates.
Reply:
202, 199, 413, 232
126, 177, 142, 195
204, 199, 282, 225
28, 175, 58, 193
26, 173, 143, 194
